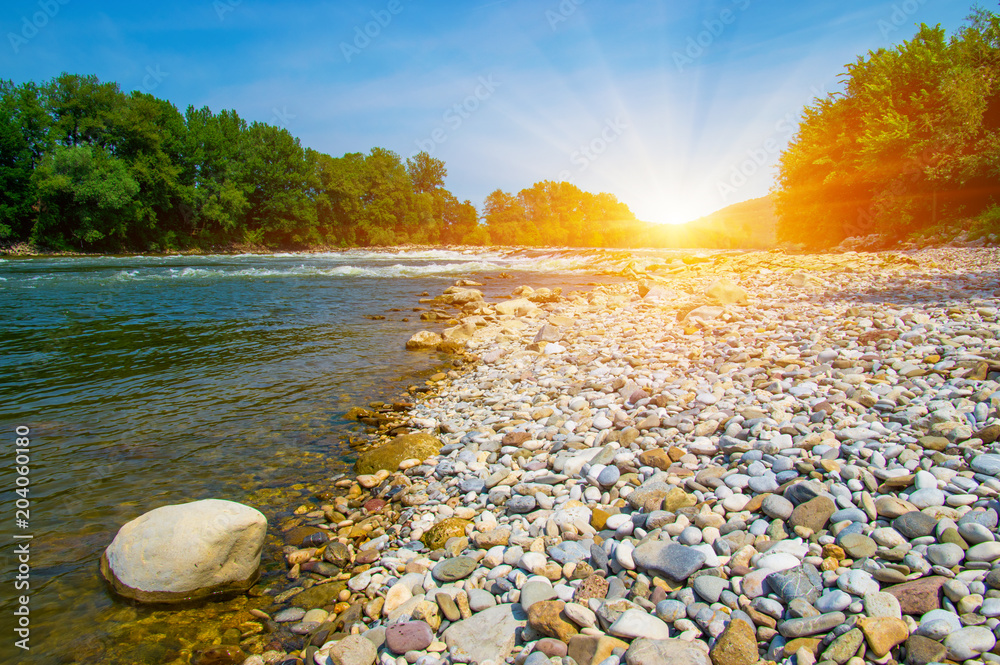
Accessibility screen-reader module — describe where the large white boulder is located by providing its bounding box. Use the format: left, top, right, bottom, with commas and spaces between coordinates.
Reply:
100, 498, 266, 603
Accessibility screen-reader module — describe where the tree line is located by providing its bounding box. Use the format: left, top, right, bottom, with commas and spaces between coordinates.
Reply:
0, 73, 648, 252
773, 6, 1000, 247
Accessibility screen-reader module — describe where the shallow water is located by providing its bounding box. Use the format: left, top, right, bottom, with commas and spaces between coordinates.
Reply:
0, 248, 637, 664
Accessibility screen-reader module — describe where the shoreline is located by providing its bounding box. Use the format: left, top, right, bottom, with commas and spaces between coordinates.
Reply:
2, 233, 996, 260
207, 245, 1000, 665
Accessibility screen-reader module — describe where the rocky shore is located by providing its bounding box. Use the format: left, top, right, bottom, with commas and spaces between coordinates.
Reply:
234, 247, 1000, 665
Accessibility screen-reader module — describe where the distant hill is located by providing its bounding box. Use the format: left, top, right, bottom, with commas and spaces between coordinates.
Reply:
652, 196, 777, 249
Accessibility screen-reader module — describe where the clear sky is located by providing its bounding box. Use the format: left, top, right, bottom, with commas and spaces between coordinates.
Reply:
2, 0, 976, 224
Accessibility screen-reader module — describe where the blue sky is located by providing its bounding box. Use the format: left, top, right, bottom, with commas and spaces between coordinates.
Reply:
2, 0, 976, 224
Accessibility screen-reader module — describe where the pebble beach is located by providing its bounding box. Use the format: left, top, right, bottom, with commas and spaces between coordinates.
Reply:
232, 246, 1000, 665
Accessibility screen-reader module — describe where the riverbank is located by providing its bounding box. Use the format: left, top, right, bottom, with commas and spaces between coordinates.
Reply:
215, 246, 1000, 665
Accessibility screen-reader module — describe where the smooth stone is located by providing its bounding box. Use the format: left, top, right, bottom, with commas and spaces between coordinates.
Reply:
100, 499, 266, 603
655, 599, 687, 622
320, 634, 377, 665
432, 557, 476, 582
944, 626, 997, 661
549, 540, 591, 565
893, 512, 938, 539
857, 616, 908, 658
823, 628, 864, 665
779, 612, 848, 638
607, 609, 671, 640
756, 552, 802, 572
966, 542, 1000, 562
981, 597, 1000, 618
692, 576, 728, 604
831, 508, 868, 524
959, 522, 995, 545
768, 564, 823, 604
919, 609, 962, 636
762, 495, 795, 520
623, 637, 712, 665
864, 592, 902, 620
632, 542, 706, 581
838, 534, 877, 559
926, 543, 965, 567
598, 466, 621, 487
971, 454, 1000, 476
709, 618, 758, 665
467, 588, 497, 612
837, 570, 880, 597
789, 496, 836, 532
884, 577, 946, 615
528, 600, 579, 642
442, 603, 528, 665
815, 590, 853, 613
519, 580, 557, 611
905, 635, 948, 665
274, 607, 307, 622
908, 489, 946, 509
385, 621, 434, 654
507, 495, 537, 514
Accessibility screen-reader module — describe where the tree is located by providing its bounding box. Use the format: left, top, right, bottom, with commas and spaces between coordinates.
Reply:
182, 106, 251, 244
32, 145, 140, 249
774, 8, 1000, 247
483, 189, 530, 245
406, 151, 447, 194
0, 80, 47, 241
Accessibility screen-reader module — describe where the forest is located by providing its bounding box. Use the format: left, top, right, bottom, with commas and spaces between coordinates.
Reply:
773, 6, 1000, 248
2, 7, 997, 253
0, 73, 648, 252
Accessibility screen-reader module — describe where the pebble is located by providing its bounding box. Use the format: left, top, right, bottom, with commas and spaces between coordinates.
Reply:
253, 249, 1000, 665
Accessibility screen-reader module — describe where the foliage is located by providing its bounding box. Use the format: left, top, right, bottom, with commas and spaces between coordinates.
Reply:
482, 181, 646, 247
773, 6, 1000, 247
0, 73, 512, 251
1, 72, 751, 251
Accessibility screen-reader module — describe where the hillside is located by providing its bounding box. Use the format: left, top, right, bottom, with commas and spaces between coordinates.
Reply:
651, 195, 777, 249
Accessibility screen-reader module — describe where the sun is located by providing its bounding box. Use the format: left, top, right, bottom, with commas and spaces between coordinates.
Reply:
636, 198, 718, 226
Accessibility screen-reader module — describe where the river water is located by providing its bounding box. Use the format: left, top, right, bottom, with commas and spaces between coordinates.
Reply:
0, 248, 633, 664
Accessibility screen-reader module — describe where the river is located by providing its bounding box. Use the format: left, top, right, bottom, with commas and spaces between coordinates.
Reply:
0, 248, 631, 664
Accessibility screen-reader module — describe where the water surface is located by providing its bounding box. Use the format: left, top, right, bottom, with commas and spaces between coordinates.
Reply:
0, 248, 633, 663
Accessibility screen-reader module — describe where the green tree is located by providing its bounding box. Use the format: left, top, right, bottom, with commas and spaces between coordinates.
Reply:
406, 151, 447, 194
483, 189, 531, 245
32, 144, 141, 249
774, 8, 1000, 247
241, 122, 318, 246
182, 106, 251, 244
0, 81, 48, 241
